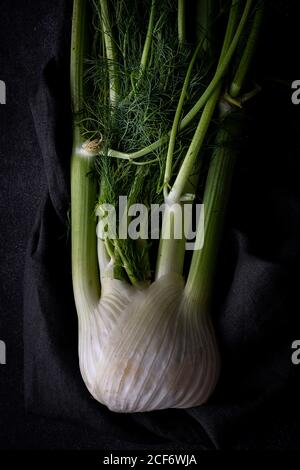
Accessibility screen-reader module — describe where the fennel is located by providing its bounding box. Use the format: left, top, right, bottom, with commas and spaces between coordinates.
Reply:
71, 0, 263, 412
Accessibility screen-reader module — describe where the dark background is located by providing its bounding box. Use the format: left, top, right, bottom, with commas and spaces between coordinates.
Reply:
0, 0, 300, 450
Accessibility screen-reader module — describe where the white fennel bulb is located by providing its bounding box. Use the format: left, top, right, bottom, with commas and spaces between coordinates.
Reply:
78, 273, 219, 412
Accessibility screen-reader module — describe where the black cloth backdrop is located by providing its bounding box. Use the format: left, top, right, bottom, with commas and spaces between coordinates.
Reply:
1, 0, 300, 449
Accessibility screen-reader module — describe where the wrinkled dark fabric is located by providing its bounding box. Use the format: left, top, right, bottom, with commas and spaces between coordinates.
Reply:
1, 0, 300, 449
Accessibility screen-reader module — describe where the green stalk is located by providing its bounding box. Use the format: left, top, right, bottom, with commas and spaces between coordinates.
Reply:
71, 0, 100, 316
168, 0, 241, 204
218, 0, 240, 59
71, 150, 100, 307
155, 203, 186, 280
163, 41, 202, 199
99, 0, 119, 105
195, 0, 213, 52
113, 240, 142, 288
155, 89, 220, 280
124, 0, 156, 100
140, 0, 156, 71
230, 1, 264, 98
178, 0, 186, 44
168, 90, 220, 205
184, 107, 239, 307
185, 0, 263, 309
180, 0, 252, 128
70, 0, 86, 120
155, 0, 240, 280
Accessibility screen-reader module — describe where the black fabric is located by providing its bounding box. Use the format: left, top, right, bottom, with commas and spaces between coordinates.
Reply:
1, 0, 300, 449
